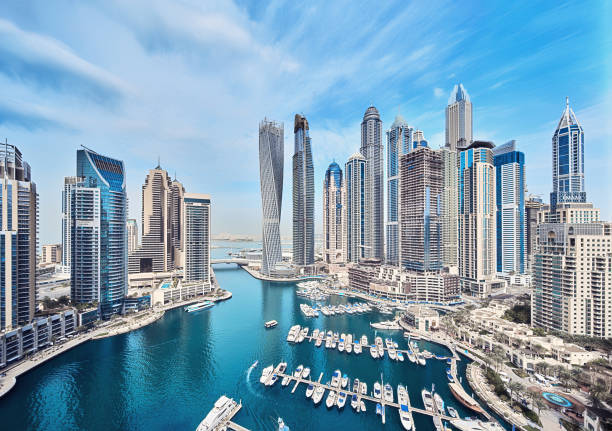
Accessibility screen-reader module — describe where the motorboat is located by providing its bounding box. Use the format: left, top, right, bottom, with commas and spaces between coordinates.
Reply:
383, 383, 394, 403
397, 385, 413, 431
184, 301, 214, 313
360, 382, 367, 396
346, 334, 353, 353
422, 388, 434, 412
341, 374, 349, 388
360, 401, 366, 412
286, 325, 300, 343
351, 394, 359, 410
352, 378, 360, 393
264, 320, 278, 329
267, 373, 278, 386
281, 376, 291, 386
450, 419, 505, 431
302, 367, 311, 379
312, 385, 325, 405
293, 365, 304, 378
278, 417, 286, 431
416, 352, 426, 366
447, 406, 458, 418
305, 384, 315, 398
434, 392, 445, 415
277, 362, 287, 373
330, 370, 341, 388
338, 334, 345, 352
336, 392, 347, 409
397, 351, 405, 362
433, 415, 444, 431
376, 403, 383, 416
407, 349, 417, 363
373, 381, 382, 399
447, 368, 454, 382
260, 365, 273, 384
354, 342, 362, 354
298, 327, 308, 343
370, 345, 379, 359
361, 335, 368, 346
312, 329, 320, 339
326, 390, 337, 409
315, 334, 323, 347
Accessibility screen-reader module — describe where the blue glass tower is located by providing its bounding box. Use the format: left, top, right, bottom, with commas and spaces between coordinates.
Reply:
550, 97, 585, 210
72, 148, 127, 318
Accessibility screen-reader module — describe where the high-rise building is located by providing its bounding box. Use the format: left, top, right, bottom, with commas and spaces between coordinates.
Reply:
292, 114, 314, 266
128, 166, 183, 274
532, 221, 611, 338
42, 244, 62, 265
259, 119, 284, 275
399, 146, 443, 272
61, 176, 80, 270
170, 178, 185, 267
183, 193, 211, 283
445, 83, 472, 151
345, 153, 367, 263
323, 162, 345, 264
386, 115, 429, 266
441, 148, 459, 267
126, 219, 138, 253
71, 147, 127, 318
458, 141, 498, 297
360, 106, 384, 260
525, 195, 544, 270
493, 141, 526, 274
550, 98, 585, 211
0, 144, 37, 331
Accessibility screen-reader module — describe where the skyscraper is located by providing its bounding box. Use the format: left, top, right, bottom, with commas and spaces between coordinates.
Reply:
259, 119, 284, 275
525, 195, 544, 270
128, 166, 183, 274
445, 83, 472, 151
292, 114, 314, 266
71, 147, 127, 318
345, 153, 367, 263
323, 162, 345, 264
493, 141, 526, 274
386, 115, 428, 266
441, 147, 458, 267
0, 144, 37, 331
183, 193, 211, 283
360, 106, 384, 260
550, 97, 585, 210
126, 219, 138, 253
458, 141, 497, 297
399, 146, 443, 271
61, 176, 79, 271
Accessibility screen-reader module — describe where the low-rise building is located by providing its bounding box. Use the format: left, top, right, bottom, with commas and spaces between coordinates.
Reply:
41, 244, 62, 265
150, 279, 212, 307
402, 306, 439, 332
584, 407, 612, 431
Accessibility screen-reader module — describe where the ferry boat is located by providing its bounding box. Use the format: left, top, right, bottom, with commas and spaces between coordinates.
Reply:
196, 395, 239, 431
312, 386, 325, 404
184, 301, 214, 313
325, 390, 337, 409
264, 320, 278, 328
397, 385, 414, 431
421, 388, 434, 412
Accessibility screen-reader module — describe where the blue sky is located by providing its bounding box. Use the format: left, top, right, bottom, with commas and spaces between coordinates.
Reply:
0, 0, 610, 244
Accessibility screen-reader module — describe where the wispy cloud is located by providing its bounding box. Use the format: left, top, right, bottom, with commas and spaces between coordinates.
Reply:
433, 87, 444, 98
0, 99, 68, 131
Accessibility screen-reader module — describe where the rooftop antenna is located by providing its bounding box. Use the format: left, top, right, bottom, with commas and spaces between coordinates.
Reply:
156, 155, 161, 169
566, 96, 569, 107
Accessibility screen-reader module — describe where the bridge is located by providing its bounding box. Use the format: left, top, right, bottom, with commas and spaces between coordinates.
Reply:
211, 258, 248, 265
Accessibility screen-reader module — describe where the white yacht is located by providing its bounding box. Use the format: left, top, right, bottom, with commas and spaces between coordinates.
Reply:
260, 365, 273, 384
352, 378, 360, 393
421, 388, 434, 412
397, 351, 405, 362
360, 382, 367, 396
330, 370, 341, 388
325, 390, 337, 409
350, 393, 359, 410
370, 345, 379, 359
286, 325, 300, 343
416, 352, 426, 366
373, 381, 382, 399
302, 367, 311, 379
447, 406, 458, 418
196, 396, 238, 431
293, 365, 304, 378
354, 342, 362, 354
336, 392, 347, 409
338, 334, 345, 352
383, 383, 394, 403
312, 329, 320, 339
346, 334, 353, 353
433, 392, 445, 415
450, 419, 505, 431
361, 335, 368, 346
397, 385, 414, 431
281, 376, 291, 386
305, 384, 315, 398
277, 362, 287, 373
298, 327, 308, 343
312, 386, 325, 405
341, 374, 349, 388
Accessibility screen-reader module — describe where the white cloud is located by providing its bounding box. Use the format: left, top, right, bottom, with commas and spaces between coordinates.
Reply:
433, 87, 444, 98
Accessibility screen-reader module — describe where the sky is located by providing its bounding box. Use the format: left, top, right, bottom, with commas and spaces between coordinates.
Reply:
0, 0, 610, 245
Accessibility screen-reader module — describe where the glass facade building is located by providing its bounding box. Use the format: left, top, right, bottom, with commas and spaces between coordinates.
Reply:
345, 153, 367, 263
323, 162, 345, 264
292, 114, 314, 266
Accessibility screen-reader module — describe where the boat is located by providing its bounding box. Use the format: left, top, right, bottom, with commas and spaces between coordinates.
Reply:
447, 406, 458, 418
422, 388, 434, 412
341, 374, 349, 388
360, 400, 366, 412
384, 383, 394, 403
312, 329, 320, 339
451, 419, 505, 431
447, 368, 454, 382
298, 327, 308, 343
260, 365, 273, 384
281, 376, 291, 386
264, 320, 278, 328
302, 367, 311, 379
312, 386, 325, 404
305, 384, 315, 398
315, 335, 323, 347
376, 403, 382, 416
361, 335, 368, 346
336, 392, 347, 409
278, 417, 288, 431
184, 301, 214, 313
338, 334, 345, 352
267, 373, 278, 386
360, 382, 367, 396
406, 349, 416, 363
397, 385, 414, 431
397, 351, 405, 362
351, 394, 359, 410
373, 382, 382, 399
250, 360, 259, 369
354, 342, 362, 354
346, 334, 353, 353
352, 378, 360, 393
370, 319, 401, 330
433, 415, 444, 431
416, 352, 426, 366
195, 395, 239, 431
287, 325, 300, 342
434, 392, 445, 415
293, 365, 304, 378
330, 370, 341, 388
370, 345, 379, 359
448, 382, 484, 413
326, 390, 337, 409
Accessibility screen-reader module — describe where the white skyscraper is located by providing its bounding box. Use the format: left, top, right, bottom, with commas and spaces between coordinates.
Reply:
445, 83, 472, 151
441, 148, 458, 268
62, 176, 80, 271
323, 162, 345, 264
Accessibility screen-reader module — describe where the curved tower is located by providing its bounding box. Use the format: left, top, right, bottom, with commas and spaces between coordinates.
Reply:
259, 119, 284, 275
323, 162, 345, 264
292, 114, 314, 266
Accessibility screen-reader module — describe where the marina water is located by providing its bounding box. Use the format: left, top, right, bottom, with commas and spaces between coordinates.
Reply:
0, 242, 510, 430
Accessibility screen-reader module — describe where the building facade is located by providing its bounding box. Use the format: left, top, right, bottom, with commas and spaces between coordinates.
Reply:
41, 244, 62, 265
532, 222, 611, 338
292, 114, 314, 266
128, 167, 184, 274
61, 176, 80, 271
458, 141, 498, 297
126, 219, 138, 253
0, 144, 37, 331
399, 146, 443, 272
493, 141, 526, 274
441, 148, 459, 268
445, 83, 472, 151
345, 153, 366, 263
259, 119, 284, 275
323, 162, 345, 264
550, 98, 585, 211
525, 195, 544, 270
71, 148, 127, 318
360, 106, 384, 260
183, 193, 211, 283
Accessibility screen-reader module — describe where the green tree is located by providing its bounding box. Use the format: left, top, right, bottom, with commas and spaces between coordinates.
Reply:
589, 383, 606, 408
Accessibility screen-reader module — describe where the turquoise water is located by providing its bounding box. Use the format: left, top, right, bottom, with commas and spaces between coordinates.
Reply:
0, 242, 510, 430
542, 392, 572, 407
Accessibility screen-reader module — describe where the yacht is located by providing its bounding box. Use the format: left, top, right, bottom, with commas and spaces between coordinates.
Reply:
195, 396, 238, 431
450, 419, 505, 431
397, 385, 414, 431
330, 370, 341, 388
370, 345, 379, 359
433, 415, 444, 431
281, 376, 291, 387
260, 365, 273, 384
406, 349, 417, 363
376, 403, 383, 416
267, 373, 278, 386
361, 335, 368, 346
416, 352, 426, 366
373, 381, 382, 399
293, 365, 304, 378
354, 342, 362, 354
352, 378, 360, 393
278, 417, 287, 431
298, 327, 308, 343
422, 388, 434, 412
341, 374, 349, 388
433, 392, 445, 415
302, 367, 311, 379
325, 390, 337, 409
184, 301, 214, 313
336, 391, 347, 409
286, 325, 300, 343
360, 382, 367, 396
360, 400, 366, 412
351, 394, 359, 410
375, 336, 384, 358
305, 384, 315, 398
447, 406, 458, 418
397, 351, 405, 362
383, 383, 394, 403
312, 329, 320, 339
315, 334, 323, 347
325, 331, 332, 348
277, 362, 287, 373
312, 386, 325, 405
346, 334, 353, 353
338, 334, 345, 352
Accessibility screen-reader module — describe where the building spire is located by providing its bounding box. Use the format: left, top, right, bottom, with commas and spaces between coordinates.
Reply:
156, 156, 161, 170
566, 96, 569, 108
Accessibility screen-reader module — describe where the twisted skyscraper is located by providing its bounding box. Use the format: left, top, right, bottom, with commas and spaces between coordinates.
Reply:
259, 119, 284, 275
292, 114, 314, 266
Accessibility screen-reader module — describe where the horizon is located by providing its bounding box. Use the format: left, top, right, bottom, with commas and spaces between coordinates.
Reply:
0, 1, 610, 246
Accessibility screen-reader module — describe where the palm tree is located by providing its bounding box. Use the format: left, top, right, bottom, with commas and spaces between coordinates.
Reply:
508, 381, 521, 406
536, 361, 550, 376
534, 397, 547, 415
589, 383, 606, 408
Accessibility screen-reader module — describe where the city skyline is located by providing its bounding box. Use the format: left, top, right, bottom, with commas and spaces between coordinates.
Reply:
0, 1, 609, 245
